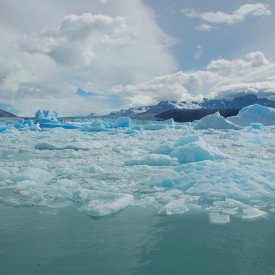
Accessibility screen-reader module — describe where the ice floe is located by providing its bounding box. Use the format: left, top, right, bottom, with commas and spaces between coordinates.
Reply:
227, 104, 275, 126
193, 112, 242, 130
0, 104, 274, 224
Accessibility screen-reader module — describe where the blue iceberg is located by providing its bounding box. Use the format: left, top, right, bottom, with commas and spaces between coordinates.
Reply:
35, 109, 80, 129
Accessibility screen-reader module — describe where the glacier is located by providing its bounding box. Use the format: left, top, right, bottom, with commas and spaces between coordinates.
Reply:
0, 105, 274, 223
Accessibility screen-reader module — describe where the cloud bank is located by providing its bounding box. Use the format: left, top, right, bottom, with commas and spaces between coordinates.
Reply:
111, 51, 275, 108
183, 3, 271, 30
0, 0, 177, 115
0, 1, 274, 115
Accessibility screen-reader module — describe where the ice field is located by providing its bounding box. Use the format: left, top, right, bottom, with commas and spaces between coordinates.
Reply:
0, 105, 275, 224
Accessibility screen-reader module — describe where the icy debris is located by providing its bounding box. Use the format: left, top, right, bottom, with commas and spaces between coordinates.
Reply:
208, 199, 267, 222
163, 118, 175, 126
152, 135, 225, 164
175, 135, 201, 146
194, 112, 241, 130
241, 207, 267, 220
0, 126, 7, 132
250, 123, 264, 130
35, 142, 89, 151
0, 111, 274, 222
209, 213, 230, 224
80, 192, 134, 217
112, 117, 131, 128
125, 154, 177, 166
228, 104, 275, 126
142, 123, 167, 131
161, 199, 190, 215
14, 119, 41, 131
170, 138, 225, 164
83, 117, 131, 131
15, 168, 53, 182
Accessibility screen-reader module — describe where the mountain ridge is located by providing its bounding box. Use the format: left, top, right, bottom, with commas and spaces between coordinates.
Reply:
93, 94, 275, 121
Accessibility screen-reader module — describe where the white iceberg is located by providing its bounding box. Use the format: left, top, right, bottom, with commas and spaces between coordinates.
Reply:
227, 104, 275, 126
194, 112, 241, 130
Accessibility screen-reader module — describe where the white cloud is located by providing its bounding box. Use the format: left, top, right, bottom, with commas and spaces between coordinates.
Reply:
0, 1, 274, 116
112, 51, 275, 108
182, 3, 271, 26
23, 14, 132, 66
0, 0, 178, 116
195, 24, 212, 32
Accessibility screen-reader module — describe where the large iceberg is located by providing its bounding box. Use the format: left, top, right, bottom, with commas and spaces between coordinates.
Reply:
194, 112, 242, 130
35, 109, 80, 129
227, 104, 275, 126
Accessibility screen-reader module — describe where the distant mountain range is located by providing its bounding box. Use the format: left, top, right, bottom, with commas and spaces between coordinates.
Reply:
0, 109, 16, 117
94, 94, 275, 121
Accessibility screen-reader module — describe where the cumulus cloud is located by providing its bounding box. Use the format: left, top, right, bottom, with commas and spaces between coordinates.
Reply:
22, 14, 132, 66
112, 51, 275, 108
182, 3, 271, 26
0, 0, 178, 116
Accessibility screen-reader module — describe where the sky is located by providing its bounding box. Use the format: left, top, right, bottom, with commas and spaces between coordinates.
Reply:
0, 0, 275, 116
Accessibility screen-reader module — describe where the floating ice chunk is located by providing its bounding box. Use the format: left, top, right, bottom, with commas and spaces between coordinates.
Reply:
175, 135, 201, 146
209, 213, 230, 224
152, 143, 174, 155
240, 207, 266, 220
142, 123, 167, 131
161, 199, 189, 215
14, 119, 41, 131
170, 140, 225, 164
125, 154, 177, 166
83, 117, 131, 131
0, 126, 7, 132
112, 117, 131, 128
250, 123, 263, 130
35, 109, 59, 121
194, 112, 241, 130
35, 142, 89, 151
164, 118, 175, 126
227, 104, 275, 126
83, 193, 134, 217
35, 109, 79, 129
83, 120, 111, 132
14, 168, 53, 182
209, 199, 267, 221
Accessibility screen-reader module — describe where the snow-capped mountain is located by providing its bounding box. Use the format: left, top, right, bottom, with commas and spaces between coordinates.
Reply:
200, 94, 275, 109
100, 94, 275, 120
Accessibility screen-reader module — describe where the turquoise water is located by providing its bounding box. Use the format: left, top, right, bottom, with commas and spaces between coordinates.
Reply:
1, 205, 275, 275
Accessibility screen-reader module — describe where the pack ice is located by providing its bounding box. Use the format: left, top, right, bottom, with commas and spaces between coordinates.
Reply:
0, 104, 274, 223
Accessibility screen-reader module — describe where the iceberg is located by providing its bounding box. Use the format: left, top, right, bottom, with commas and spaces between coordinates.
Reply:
194, 112, 242, 130
170, 141, 225, 164
170, 136, 225, 164
112, 117, 131, 128
0, 126, 7, 132
227, 104, 275, 126
35, 109, 80, 129
14, 119, 41, 131
83, 117, 131, 132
